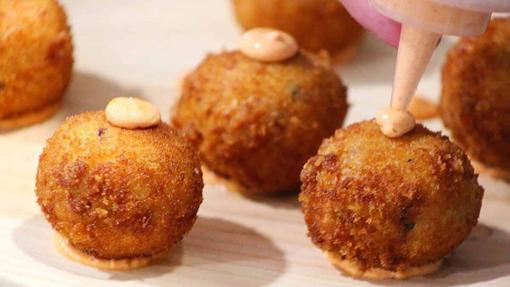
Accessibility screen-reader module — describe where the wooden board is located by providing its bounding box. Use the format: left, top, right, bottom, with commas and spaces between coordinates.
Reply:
1, 1, 510, 286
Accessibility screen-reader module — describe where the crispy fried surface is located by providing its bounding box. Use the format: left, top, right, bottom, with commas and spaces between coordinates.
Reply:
0, 0, 73, 121
172, 51, 348, 194
231, 0, 363, 55
300, 121, 483, 272
440, 18, 510, 170
36, 112, 203, 259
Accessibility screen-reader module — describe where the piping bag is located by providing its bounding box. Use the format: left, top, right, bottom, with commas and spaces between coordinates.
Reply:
370, 0, 510, 136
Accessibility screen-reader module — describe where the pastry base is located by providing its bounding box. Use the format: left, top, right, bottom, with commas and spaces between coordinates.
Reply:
0, 100, 61, 132
471, 160, 510, 182
326, 252, 442, 280
331, 38, 363, 65
202, 165, 254, 195
202, 165, 296, 196
54, 233, 168, 271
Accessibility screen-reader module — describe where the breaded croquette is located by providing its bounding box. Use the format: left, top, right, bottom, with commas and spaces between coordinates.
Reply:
172, 50, 348, 194
300, 121, 483, 279
0, 0, 73, 130
36, 111, 203, 268
441, 18, 510, 179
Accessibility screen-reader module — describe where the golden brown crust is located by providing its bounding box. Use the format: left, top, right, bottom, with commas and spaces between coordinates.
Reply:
231, 0, 364, 56
0, 0, 73, 121
0, 99, 61, 132
440, 18, 510, 171
299, 121, 483, 274
172, 50, 348, 194
36, 111, 203, 260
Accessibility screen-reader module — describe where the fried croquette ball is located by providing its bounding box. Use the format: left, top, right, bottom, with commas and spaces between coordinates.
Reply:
231, 0, 363, 57
172, 51, 348, 194
0, 0, 73, 130
440, 18, 510, 177
300, 121, 483, 279
36, 112, 203, 267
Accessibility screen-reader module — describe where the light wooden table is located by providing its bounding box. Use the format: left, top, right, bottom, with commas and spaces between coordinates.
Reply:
1, 1, 510, 286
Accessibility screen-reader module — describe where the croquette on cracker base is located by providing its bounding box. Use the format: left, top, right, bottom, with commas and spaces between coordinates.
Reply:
37, 112, 203, 260
0, 0, 73, 128
300, 121, 483, 275
441, 18, 510, 172
173, 50, 348, 194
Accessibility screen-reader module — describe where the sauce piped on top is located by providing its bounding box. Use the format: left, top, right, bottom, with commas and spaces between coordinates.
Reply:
105, 97, 161, 129
376, 107, 415, 138
239, 28, 298, 62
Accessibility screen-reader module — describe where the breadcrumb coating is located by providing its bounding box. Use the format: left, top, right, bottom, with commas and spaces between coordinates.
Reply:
300, 121, 483, 273
441, 18, 510, 171
0, 0, 73, 126
36, 112, 203, 259
173, 50, 348, 194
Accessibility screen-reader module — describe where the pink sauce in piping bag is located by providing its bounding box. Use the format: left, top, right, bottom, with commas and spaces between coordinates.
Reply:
372, 0, 510, 137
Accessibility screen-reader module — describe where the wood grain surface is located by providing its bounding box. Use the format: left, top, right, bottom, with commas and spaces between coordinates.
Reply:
1, 1, 510, 286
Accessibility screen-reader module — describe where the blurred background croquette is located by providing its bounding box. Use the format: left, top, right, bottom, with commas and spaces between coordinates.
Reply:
0, 0, 73, 130
300, 121, 483, 279
172, 50, 348, 194
440, 18, 510, 179
231, 0, 364, 61
36, 112, 203, 267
